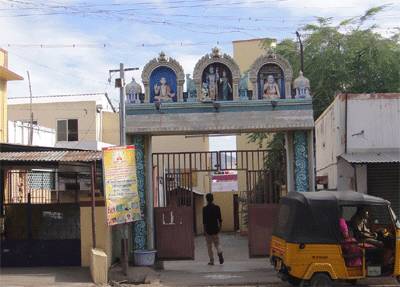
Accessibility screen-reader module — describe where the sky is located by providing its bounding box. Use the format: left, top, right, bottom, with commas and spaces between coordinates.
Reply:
2, 0, 399, 150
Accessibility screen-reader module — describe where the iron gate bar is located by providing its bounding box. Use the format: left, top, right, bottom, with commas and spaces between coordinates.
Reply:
152, 149, 286, 260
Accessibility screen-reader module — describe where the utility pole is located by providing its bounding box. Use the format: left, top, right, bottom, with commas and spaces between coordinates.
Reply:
27, 71, 34, 145
109, 64, 139, 146
108, 64, 138, 276
296, 31, 304, 73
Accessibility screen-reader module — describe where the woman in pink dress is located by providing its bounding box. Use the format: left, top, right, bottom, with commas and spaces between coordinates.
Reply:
340, 210, 362, 267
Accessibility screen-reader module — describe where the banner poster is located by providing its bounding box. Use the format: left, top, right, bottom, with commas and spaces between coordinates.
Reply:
103, 145, 141, 226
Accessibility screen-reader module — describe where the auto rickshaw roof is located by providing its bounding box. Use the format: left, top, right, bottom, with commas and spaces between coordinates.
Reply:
272, 191, 390, 244
283, 190, 389, 207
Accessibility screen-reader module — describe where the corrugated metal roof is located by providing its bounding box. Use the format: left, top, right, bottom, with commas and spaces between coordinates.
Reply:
341, 152, 400, 164
0, 151, 102, 162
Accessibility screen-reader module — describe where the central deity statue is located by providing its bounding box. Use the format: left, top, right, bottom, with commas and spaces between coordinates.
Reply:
154, 77, 175, 101
262, 75, 280, 99
206, 66, 219, 101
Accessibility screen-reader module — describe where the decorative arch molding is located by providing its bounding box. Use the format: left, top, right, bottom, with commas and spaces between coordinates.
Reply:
249, 49, 293, 99
193, 47, 242, 101
141, 52, 185, 103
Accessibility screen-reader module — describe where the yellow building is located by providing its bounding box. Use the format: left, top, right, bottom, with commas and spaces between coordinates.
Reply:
0, 47, 23, 142
7, 93, 119, 149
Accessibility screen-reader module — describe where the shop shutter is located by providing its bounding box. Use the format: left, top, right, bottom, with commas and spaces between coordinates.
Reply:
367, 163, 400, 217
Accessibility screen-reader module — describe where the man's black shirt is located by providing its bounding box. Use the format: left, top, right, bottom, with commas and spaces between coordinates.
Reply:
203, 202, 222, 235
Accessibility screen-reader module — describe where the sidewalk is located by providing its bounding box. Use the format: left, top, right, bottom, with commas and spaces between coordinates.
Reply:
1, 233, 399, 286
108, 232, 281, 286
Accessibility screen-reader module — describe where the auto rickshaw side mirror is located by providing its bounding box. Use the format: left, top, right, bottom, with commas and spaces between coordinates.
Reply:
299, 243, 305, 249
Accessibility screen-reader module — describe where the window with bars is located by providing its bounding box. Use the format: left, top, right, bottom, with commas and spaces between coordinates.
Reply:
57, 119, 78, 142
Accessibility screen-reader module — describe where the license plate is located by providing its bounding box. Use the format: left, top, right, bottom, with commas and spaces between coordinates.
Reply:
276, 259, 282, 270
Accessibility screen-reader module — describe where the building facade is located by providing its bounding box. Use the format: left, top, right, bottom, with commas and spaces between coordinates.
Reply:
315, 93, 400, 215
7, 93, 119, 150
0, 48, 23, 142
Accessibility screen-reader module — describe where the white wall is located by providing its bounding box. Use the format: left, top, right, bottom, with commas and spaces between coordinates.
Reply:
315, 94, 400, 190
347, 97, 400, 152
315, 98, 343, 189
8, 121, 55, 147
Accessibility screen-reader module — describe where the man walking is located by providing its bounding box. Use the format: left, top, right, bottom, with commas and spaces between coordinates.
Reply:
203, 193, 224, 265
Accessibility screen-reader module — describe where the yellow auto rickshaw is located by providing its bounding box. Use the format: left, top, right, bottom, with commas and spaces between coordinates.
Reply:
270, 191, 400, 286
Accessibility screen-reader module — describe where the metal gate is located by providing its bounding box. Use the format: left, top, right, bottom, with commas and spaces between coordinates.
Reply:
152, 150, 285, 260
1, 195, 81, 267
247, 170, 280, 257
1, 171, 83, 267
154, 172, 194, 259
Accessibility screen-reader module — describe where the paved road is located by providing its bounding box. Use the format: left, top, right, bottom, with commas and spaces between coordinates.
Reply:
1, 233, 399, 286
152, 233, 399, 286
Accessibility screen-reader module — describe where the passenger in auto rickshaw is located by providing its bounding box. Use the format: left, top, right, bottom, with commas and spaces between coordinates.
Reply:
339, 208, 361, 267
270, 191, 400, 287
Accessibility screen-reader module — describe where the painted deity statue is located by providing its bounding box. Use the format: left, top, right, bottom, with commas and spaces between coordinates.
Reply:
263, 75, 280, 99
201, 82, 211, 102
219, 70, 232, 101
154, 77, 175, 101
125, 77, 142, 103
206, 66, 219, 101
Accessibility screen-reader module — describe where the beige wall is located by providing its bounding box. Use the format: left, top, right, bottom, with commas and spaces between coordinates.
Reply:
0, 77, 6, 142
233, 38, 267, 89
212, 191, 237, 232
152, 135, 209, 153
80, 203, 112, 268
1, 48, 24, 142
0, 48, 5, 142
8, 101, 100, 143
102, 111, 119, 146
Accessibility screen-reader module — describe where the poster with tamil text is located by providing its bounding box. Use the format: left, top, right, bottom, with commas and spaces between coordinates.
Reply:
103, 145, 141, 226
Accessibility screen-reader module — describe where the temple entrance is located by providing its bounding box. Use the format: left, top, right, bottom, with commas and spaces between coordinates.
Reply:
152, 149, 284, 260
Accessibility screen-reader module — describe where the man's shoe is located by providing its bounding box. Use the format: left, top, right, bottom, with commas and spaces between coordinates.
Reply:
208, 261, 214, 265
218, 253, 224, 264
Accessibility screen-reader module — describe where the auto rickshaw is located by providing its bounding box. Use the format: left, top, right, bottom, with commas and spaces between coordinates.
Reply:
270, 191, 400, 286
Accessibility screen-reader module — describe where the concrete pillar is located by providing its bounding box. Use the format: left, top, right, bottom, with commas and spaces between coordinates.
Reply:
293, 130, 309, 192
128, 135, 147, 250
286, 130, 313, 192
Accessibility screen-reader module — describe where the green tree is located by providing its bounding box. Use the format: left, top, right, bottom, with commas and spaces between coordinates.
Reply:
276, 5, 400, 118
250, 6, 400, 153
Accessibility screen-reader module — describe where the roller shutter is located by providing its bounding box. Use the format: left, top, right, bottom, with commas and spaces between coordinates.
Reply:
367, 163, 400, 216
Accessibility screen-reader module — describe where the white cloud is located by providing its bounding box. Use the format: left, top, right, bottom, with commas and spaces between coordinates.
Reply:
2, 0, 399, 104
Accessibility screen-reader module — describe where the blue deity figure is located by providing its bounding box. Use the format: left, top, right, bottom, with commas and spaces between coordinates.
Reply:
220, 70, 232, 101
206, 66, 219, 101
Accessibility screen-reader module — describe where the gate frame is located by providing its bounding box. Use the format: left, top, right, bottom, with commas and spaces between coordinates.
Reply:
152, 149, 285, 260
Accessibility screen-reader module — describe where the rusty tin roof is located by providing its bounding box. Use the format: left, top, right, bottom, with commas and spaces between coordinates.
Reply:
0, 151, 102, 162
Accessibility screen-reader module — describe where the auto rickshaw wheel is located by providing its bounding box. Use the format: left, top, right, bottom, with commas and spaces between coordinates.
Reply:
397, 275, 400, 284
288, 274, 302, 286
308, 273, 332, 287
